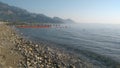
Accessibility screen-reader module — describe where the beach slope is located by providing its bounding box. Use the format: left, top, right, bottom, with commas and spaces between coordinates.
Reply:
0, 22, 104, 68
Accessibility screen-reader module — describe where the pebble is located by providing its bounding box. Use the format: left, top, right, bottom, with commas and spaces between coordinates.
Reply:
35, 44, 38, 47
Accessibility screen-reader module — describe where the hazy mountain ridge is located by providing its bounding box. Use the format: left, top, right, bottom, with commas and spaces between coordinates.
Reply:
0, 1, 75, 24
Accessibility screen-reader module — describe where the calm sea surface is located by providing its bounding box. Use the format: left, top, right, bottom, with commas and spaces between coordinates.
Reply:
17, 23, 120, 64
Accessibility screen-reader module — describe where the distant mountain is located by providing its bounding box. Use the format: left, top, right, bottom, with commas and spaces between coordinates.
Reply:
0, 1, 75, 24
53, 17, 75, 23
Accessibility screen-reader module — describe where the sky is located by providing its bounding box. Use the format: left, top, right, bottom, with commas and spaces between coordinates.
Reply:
0, 0, 120, 24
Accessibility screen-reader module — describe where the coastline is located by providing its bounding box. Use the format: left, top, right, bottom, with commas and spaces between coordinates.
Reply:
0, 23, 118, 68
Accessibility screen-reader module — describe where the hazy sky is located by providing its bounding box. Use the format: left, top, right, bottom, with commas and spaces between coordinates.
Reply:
0, 0, 120, 24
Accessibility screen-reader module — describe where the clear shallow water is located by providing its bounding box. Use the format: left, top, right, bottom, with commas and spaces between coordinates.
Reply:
17, 23, 120, 63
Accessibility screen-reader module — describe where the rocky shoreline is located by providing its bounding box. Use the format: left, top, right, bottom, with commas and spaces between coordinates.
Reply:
0, 23, 106, 68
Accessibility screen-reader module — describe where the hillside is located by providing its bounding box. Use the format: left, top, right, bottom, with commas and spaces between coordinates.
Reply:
0, 2, 75, 24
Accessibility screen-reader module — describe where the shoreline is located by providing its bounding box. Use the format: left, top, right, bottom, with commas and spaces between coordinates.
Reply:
16, 27, 120, 68
0, 23, 119, 68
13, 26, 96, 68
